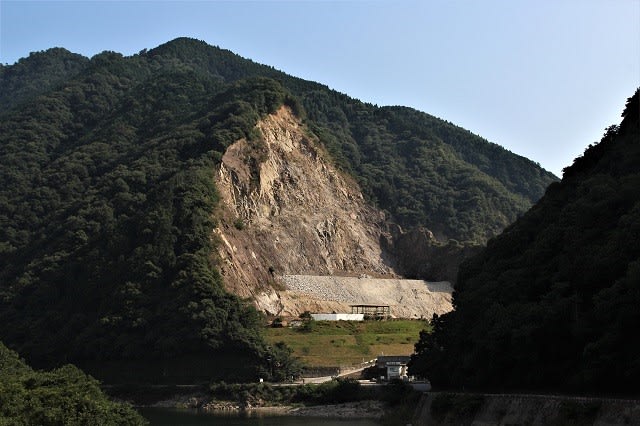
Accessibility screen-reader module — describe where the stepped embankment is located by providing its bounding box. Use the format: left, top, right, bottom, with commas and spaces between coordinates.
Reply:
276, 275, 453, 318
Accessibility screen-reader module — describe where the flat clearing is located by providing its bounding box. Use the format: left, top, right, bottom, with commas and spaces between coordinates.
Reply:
264, 320, 430, 367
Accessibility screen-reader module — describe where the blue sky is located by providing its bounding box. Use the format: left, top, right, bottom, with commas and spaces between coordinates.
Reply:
1, 0, 639, 176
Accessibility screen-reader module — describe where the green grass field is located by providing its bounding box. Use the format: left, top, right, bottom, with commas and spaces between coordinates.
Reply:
264, 320, 430, 367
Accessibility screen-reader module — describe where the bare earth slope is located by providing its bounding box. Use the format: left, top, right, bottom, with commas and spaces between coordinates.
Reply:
214, 107, 453, 318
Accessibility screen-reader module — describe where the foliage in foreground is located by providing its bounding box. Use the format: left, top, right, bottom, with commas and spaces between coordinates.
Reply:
0, 342, 146, 425
411, 89, 640, 394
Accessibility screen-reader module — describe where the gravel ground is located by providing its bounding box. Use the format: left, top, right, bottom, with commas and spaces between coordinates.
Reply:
280, 275, 453, 318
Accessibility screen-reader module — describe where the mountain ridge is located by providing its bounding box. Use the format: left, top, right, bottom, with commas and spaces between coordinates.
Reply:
1, 37, 557, 242
0, 38, 556, 381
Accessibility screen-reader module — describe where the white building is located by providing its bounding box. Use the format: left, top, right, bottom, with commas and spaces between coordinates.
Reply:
310, 313, 364, 321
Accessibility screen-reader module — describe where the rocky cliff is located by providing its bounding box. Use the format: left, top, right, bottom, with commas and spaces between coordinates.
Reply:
381, 224, 481, 282
215, 106, 394, 314
214, 106, 455, 317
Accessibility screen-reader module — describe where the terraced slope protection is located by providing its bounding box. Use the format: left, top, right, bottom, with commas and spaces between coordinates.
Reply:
280, 275, 452, 318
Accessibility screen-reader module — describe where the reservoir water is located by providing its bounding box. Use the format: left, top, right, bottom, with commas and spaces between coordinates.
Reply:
139, 408, 382, 426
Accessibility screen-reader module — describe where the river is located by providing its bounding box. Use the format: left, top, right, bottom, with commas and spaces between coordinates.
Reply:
139, 408, 382, 426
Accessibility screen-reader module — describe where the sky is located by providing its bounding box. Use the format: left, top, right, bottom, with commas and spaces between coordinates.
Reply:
1, 0, 639, 176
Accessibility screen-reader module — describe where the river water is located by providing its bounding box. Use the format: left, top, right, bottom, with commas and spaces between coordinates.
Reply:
139, 408, 382, 426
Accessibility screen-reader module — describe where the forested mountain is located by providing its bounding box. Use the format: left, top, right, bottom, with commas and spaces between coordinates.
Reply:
1, 38, 555, 242
411, 89, 640, 394
0, 48, 89, 113
0, 38, 555, 381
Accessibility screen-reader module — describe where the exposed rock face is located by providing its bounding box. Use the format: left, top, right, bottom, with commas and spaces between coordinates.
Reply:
381, 225, 481, 284
214, 106, 469, 318
215, 106, 399, 315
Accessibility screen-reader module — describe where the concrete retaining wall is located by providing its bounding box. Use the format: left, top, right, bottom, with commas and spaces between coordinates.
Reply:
280, 274, 454, 318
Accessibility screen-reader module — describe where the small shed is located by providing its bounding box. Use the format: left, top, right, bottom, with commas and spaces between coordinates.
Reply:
350, 304, 391, 319
376, 355, 411, 380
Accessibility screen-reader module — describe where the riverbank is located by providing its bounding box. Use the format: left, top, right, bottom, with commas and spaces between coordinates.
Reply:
146, 393, 385, 419
138, 407, 384, 426
107, 379, 416, 422
288, 401, 385, 418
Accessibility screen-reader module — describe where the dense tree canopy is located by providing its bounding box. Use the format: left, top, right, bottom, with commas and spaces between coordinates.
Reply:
411, 89, 640, 394
0, 38, 555, 382
0, 48, 89, 113
0, 341, 146, 425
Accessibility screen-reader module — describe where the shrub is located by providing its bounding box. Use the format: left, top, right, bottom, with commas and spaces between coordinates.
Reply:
430, 393, 484, 422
